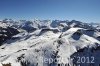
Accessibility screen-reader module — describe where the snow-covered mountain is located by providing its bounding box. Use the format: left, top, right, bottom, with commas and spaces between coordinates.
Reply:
0, 19, 100, 66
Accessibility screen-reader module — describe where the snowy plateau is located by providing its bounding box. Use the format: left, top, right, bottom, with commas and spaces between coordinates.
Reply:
0, 19, 100, 66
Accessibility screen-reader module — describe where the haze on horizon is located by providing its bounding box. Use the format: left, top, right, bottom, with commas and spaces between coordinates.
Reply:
0, 0, 100, 23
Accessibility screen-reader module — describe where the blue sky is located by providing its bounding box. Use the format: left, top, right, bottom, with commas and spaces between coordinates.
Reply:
0, 0, 100, 23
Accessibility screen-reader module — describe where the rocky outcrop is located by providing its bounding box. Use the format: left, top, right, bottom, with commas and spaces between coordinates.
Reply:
0, 27, 19, 46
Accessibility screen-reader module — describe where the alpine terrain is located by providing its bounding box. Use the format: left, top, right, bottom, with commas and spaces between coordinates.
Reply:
0, 19, 100, 66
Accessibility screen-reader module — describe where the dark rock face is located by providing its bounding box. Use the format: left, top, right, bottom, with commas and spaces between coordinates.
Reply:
71, 44, 100, 66
0, 27, 19, 46
83, 29, 95, 37
2, 63, 11, 66
21, 21, 37, 32
22, 26, 37, 32
97, 36, 100, 41
72, 30, 83, 40
50, 20, 68, 28
38, 28, 59, 36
